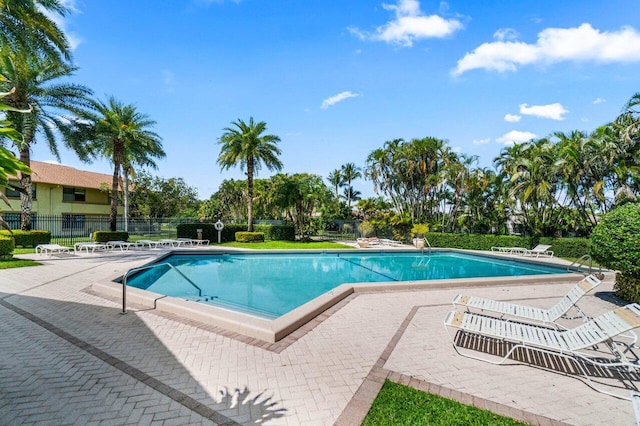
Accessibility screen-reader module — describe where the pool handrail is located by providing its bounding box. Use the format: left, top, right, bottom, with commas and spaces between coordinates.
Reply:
121, 262, 202, 314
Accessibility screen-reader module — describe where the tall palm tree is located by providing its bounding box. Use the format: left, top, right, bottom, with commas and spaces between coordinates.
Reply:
217, 117, 283, 232
340, 162, 361, 208
0, 0, 71, 62
327, 168, 344, 198
71, 97, 165, 231
0, 50, 92, 229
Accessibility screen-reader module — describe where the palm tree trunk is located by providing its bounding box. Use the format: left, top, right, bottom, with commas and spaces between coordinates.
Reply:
110, 166, 119, 231
247, 158, 254, 232
19, 148, 32, 230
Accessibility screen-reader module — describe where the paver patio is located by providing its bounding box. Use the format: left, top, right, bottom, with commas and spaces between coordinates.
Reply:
0, 250, 636, 425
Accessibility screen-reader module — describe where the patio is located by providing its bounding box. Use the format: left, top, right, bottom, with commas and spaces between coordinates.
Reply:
0, 251, 635, 425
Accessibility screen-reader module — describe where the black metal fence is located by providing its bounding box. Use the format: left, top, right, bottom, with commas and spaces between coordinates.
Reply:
4, 214, 220, 247
2, 214, 362, 246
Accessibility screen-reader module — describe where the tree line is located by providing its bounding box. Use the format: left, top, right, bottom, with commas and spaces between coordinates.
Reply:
1, 1, 639, 241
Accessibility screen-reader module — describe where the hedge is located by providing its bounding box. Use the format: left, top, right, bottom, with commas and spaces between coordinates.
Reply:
93, 231, 129, 242
177, 223, 295, 243
235, 232, 265, 242
590, 203, 640, 303
422, 232, 590, 258
0, 230, 51, 247
0, 235, 14, 256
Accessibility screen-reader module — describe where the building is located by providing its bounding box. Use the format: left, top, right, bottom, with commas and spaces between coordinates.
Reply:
3, 161, 123, 233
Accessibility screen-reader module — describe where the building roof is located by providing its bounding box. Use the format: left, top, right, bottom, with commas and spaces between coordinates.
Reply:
25, 161, 113, 190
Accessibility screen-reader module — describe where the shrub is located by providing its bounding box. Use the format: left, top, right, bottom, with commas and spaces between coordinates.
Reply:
254, 224, 295, 241
540, 237, 590, 258
235, 231, 265, 242
591, 203, 640, 302
0, 230, 51, 247
358, 221, 375, 238
0, 235, 14, 257
177, 223, 295, 242
93, 231, 129, 242
421, 232, 589, 258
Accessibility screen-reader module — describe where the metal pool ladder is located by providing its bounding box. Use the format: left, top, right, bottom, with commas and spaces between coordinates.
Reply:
120, 262, 202, 314
567, 254, 602, 278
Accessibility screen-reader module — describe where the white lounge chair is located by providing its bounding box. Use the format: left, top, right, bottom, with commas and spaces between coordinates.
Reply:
35, 244, 72, 256
444, 303, 640, 400
107, 241, 136, 251
157, 238, 189, 248
522, 244, 553, 257
135, 240, 160, 249
177, 238, 210, 246
74, 242, 112, 254
452, 274, 601, 326
490, 246, 527, 255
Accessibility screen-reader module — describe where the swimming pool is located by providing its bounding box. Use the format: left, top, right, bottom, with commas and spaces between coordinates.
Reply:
125, 251, 568, 319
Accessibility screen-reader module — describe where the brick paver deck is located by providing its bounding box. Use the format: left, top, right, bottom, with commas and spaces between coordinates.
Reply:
0, 251, 636, 425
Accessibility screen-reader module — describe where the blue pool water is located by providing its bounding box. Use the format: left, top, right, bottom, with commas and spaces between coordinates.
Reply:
125, 251, 568, 319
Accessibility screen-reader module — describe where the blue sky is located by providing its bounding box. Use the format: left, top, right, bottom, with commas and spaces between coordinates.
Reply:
33, 0, 640, 199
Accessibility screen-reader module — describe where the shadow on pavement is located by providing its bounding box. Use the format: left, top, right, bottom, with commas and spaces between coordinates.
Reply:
0, 291, 286, 425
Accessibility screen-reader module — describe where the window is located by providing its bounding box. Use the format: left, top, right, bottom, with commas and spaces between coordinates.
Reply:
5, 182, 36, 199
62, 214, 85, 230
63, 187, 86, 202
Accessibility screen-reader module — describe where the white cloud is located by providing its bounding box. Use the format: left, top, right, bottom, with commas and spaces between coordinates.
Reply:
472, 138, 491, 145
348, 0, 463, 47
496, 130, 537, 146
321, 91, 360, 109
519, 103, 568, 120
494, 28, 519, 42
453, 23, 640, 75
592, 97, 606, 104
504, 113, 521, 122
39, 0, 82, 50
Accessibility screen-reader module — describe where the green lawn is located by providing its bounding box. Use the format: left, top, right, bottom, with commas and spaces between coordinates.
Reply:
363, 380, 527, 426
0, 257, 41, 269
221, 241, 353, 249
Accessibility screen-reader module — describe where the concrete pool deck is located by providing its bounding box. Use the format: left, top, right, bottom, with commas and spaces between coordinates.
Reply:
0, 249, 637, 425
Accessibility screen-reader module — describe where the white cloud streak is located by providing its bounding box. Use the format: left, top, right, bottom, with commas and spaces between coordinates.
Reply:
592, 97, 606, 104
39, 0, 82, 50
504, 113, 521, 122
472, 138, 491, 145
321, 91, 360, 109
519, 103, 568, 120
349, 0, 463, 47
496, 130, 537, 146
453, 23, 640, 75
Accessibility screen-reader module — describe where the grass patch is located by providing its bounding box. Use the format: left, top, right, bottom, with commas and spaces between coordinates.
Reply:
0, 257, 41, 269
363, 380, 527, 426
12, 248, 35, 255
221, 241, 353, 249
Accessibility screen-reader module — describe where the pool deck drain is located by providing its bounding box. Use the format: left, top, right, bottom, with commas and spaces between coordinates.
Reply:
0, 250, 635, 425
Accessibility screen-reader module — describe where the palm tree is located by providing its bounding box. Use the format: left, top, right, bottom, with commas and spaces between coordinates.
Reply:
0, 50, 92, 229
0, 0, 71, 62
340, 162, 361, 208
217, 117, 283, 232
71, 97, 165, 231
327, 168, 344, 198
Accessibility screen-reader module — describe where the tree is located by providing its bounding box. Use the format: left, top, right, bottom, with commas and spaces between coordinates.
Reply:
271, 173, 330, 238
71, 97, 165, 231
0, 89, 30, 231
217, 117, 282, 232
129, 171, 199, 218
340, 162, 361, 208
327, 168, 344, 199
0, 0, 71, 62
0, 50, 92, 229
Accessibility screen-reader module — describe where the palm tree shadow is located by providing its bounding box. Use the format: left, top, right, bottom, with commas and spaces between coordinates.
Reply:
0, 291, 286, 425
